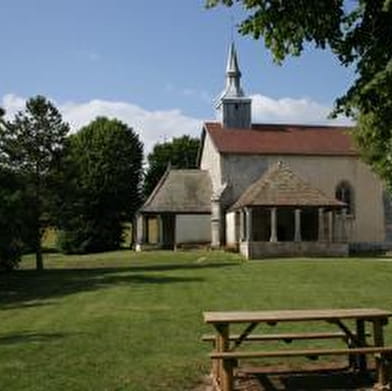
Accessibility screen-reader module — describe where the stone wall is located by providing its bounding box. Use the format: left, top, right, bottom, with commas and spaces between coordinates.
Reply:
221, 154, 386, 243
199, 132, 222, 195
240, 241, 349, 259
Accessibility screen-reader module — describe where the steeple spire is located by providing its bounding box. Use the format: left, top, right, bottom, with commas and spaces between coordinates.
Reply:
215, 42, 252, 129
223, 42, 245, 99
226, 42, 240, 74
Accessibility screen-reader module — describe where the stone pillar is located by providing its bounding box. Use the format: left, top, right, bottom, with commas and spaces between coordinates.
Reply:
318, 208, 325, 242
270, 207, 278, 243
294, 209, 301, 242
341, 208, 347, 242
136, 214, 146, 251
246, 208, 253, 241
328, 211, 333, 242
211, 199, 221, 248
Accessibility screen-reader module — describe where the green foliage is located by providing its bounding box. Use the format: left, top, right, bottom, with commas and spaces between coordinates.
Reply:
206, 0, 392, 186
0, 168, 33, 270
0, 96, 69, 270
207, 1, 392, 114
144, 135, 200, 196
57, 117, 143, 254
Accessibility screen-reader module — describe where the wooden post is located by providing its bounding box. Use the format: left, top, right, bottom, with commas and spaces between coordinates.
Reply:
270, 207, 278, 242
373, 319, 388, 390
294, 209, 301, 242
215, 323, 231, 391
355, 319, 367, 372
222, 359, 234, 391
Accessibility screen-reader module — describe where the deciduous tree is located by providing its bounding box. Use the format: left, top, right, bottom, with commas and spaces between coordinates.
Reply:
144, 135, 200, 196
0, 96, 69, 270
57, 117, 143, 253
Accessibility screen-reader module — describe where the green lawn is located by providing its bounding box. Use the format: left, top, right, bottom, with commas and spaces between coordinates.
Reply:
1, 251, 392, 391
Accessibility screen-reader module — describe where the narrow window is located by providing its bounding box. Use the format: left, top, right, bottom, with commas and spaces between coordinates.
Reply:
335, 181, 354, 215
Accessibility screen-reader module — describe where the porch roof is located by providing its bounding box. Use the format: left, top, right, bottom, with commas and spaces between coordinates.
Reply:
230, 161, 345, 210
140, 169, 212, 213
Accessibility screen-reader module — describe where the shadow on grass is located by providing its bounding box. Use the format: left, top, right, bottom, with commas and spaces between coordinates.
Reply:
121, 262, 236, 272
0, 331, 82, 346
244, 367, 375, 390
1, 301, 58, 310
0, 262, 235, 309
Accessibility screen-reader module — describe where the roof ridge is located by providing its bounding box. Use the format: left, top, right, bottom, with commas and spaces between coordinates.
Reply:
230, 161, 345, 210
204, 120, 353, 130
141, 165, 172, 210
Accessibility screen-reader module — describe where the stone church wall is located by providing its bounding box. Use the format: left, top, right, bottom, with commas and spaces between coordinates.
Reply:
199, 132, 223, 195
221, 154, 386, 244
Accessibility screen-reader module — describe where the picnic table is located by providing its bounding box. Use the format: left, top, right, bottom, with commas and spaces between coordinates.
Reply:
203, 308, 392, 391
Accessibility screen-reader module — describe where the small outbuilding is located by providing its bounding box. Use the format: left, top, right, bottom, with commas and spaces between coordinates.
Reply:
136, 169, 212, 250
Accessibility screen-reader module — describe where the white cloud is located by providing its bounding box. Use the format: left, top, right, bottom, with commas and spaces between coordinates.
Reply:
2, 94, 25, 118
1, 93, 351, 153
251, 94, 352, 125
1, 94, 202, 152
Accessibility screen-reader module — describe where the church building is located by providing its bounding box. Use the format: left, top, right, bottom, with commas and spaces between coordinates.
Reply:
136, 44, 392, 259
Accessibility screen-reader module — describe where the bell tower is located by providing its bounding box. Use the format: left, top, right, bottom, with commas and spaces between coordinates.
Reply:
215, 42, 252, 129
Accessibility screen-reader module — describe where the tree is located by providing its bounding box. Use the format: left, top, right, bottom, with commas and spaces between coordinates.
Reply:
57, 117, 143, 254
0, 167, 34, 270
144, 135, 200, 196
0, 96, 69, 270
0, 109, 34, 270
206, 0, 392, 186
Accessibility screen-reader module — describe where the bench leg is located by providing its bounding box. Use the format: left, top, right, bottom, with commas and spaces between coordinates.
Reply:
215, 324, 230, 390
373, 354, 390, 391
356, 319, 367, 372
211, 339, 219, 382
373, 319, 387, 390
221, 358, 234, 391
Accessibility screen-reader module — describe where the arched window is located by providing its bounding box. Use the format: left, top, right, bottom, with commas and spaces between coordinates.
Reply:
335, 181, 354, 215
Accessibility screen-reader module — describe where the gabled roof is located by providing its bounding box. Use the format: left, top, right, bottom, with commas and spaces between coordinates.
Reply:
141, 169, 212, 214
203, 122, 357, 156
230, 161, 345, 210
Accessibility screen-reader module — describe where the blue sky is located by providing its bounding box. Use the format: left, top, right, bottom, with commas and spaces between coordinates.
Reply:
0, 0, 354, 150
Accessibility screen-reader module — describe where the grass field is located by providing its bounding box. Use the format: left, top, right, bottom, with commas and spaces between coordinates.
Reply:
1, 251, 392, 391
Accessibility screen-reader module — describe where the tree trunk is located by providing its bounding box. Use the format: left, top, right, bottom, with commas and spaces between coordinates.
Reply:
35, 245, 44, 271
35, 228, 44, 271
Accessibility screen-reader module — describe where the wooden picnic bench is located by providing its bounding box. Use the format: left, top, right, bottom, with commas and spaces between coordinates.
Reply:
203, 308, 392, 391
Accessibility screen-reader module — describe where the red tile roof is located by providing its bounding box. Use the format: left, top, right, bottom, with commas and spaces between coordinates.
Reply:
204, 122, 357, 156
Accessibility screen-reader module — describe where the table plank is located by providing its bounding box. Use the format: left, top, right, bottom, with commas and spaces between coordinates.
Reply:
204, 308, 392, 324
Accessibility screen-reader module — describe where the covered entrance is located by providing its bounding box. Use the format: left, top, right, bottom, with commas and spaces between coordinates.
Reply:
229, 162, 349, 258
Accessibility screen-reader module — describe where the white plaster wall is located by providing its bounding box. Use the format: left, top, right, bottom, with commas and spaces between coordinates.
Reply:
200, 132, 223, 194
226, 211, 237, 245
175, 214, 211, 243
221, 154, 385, 243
